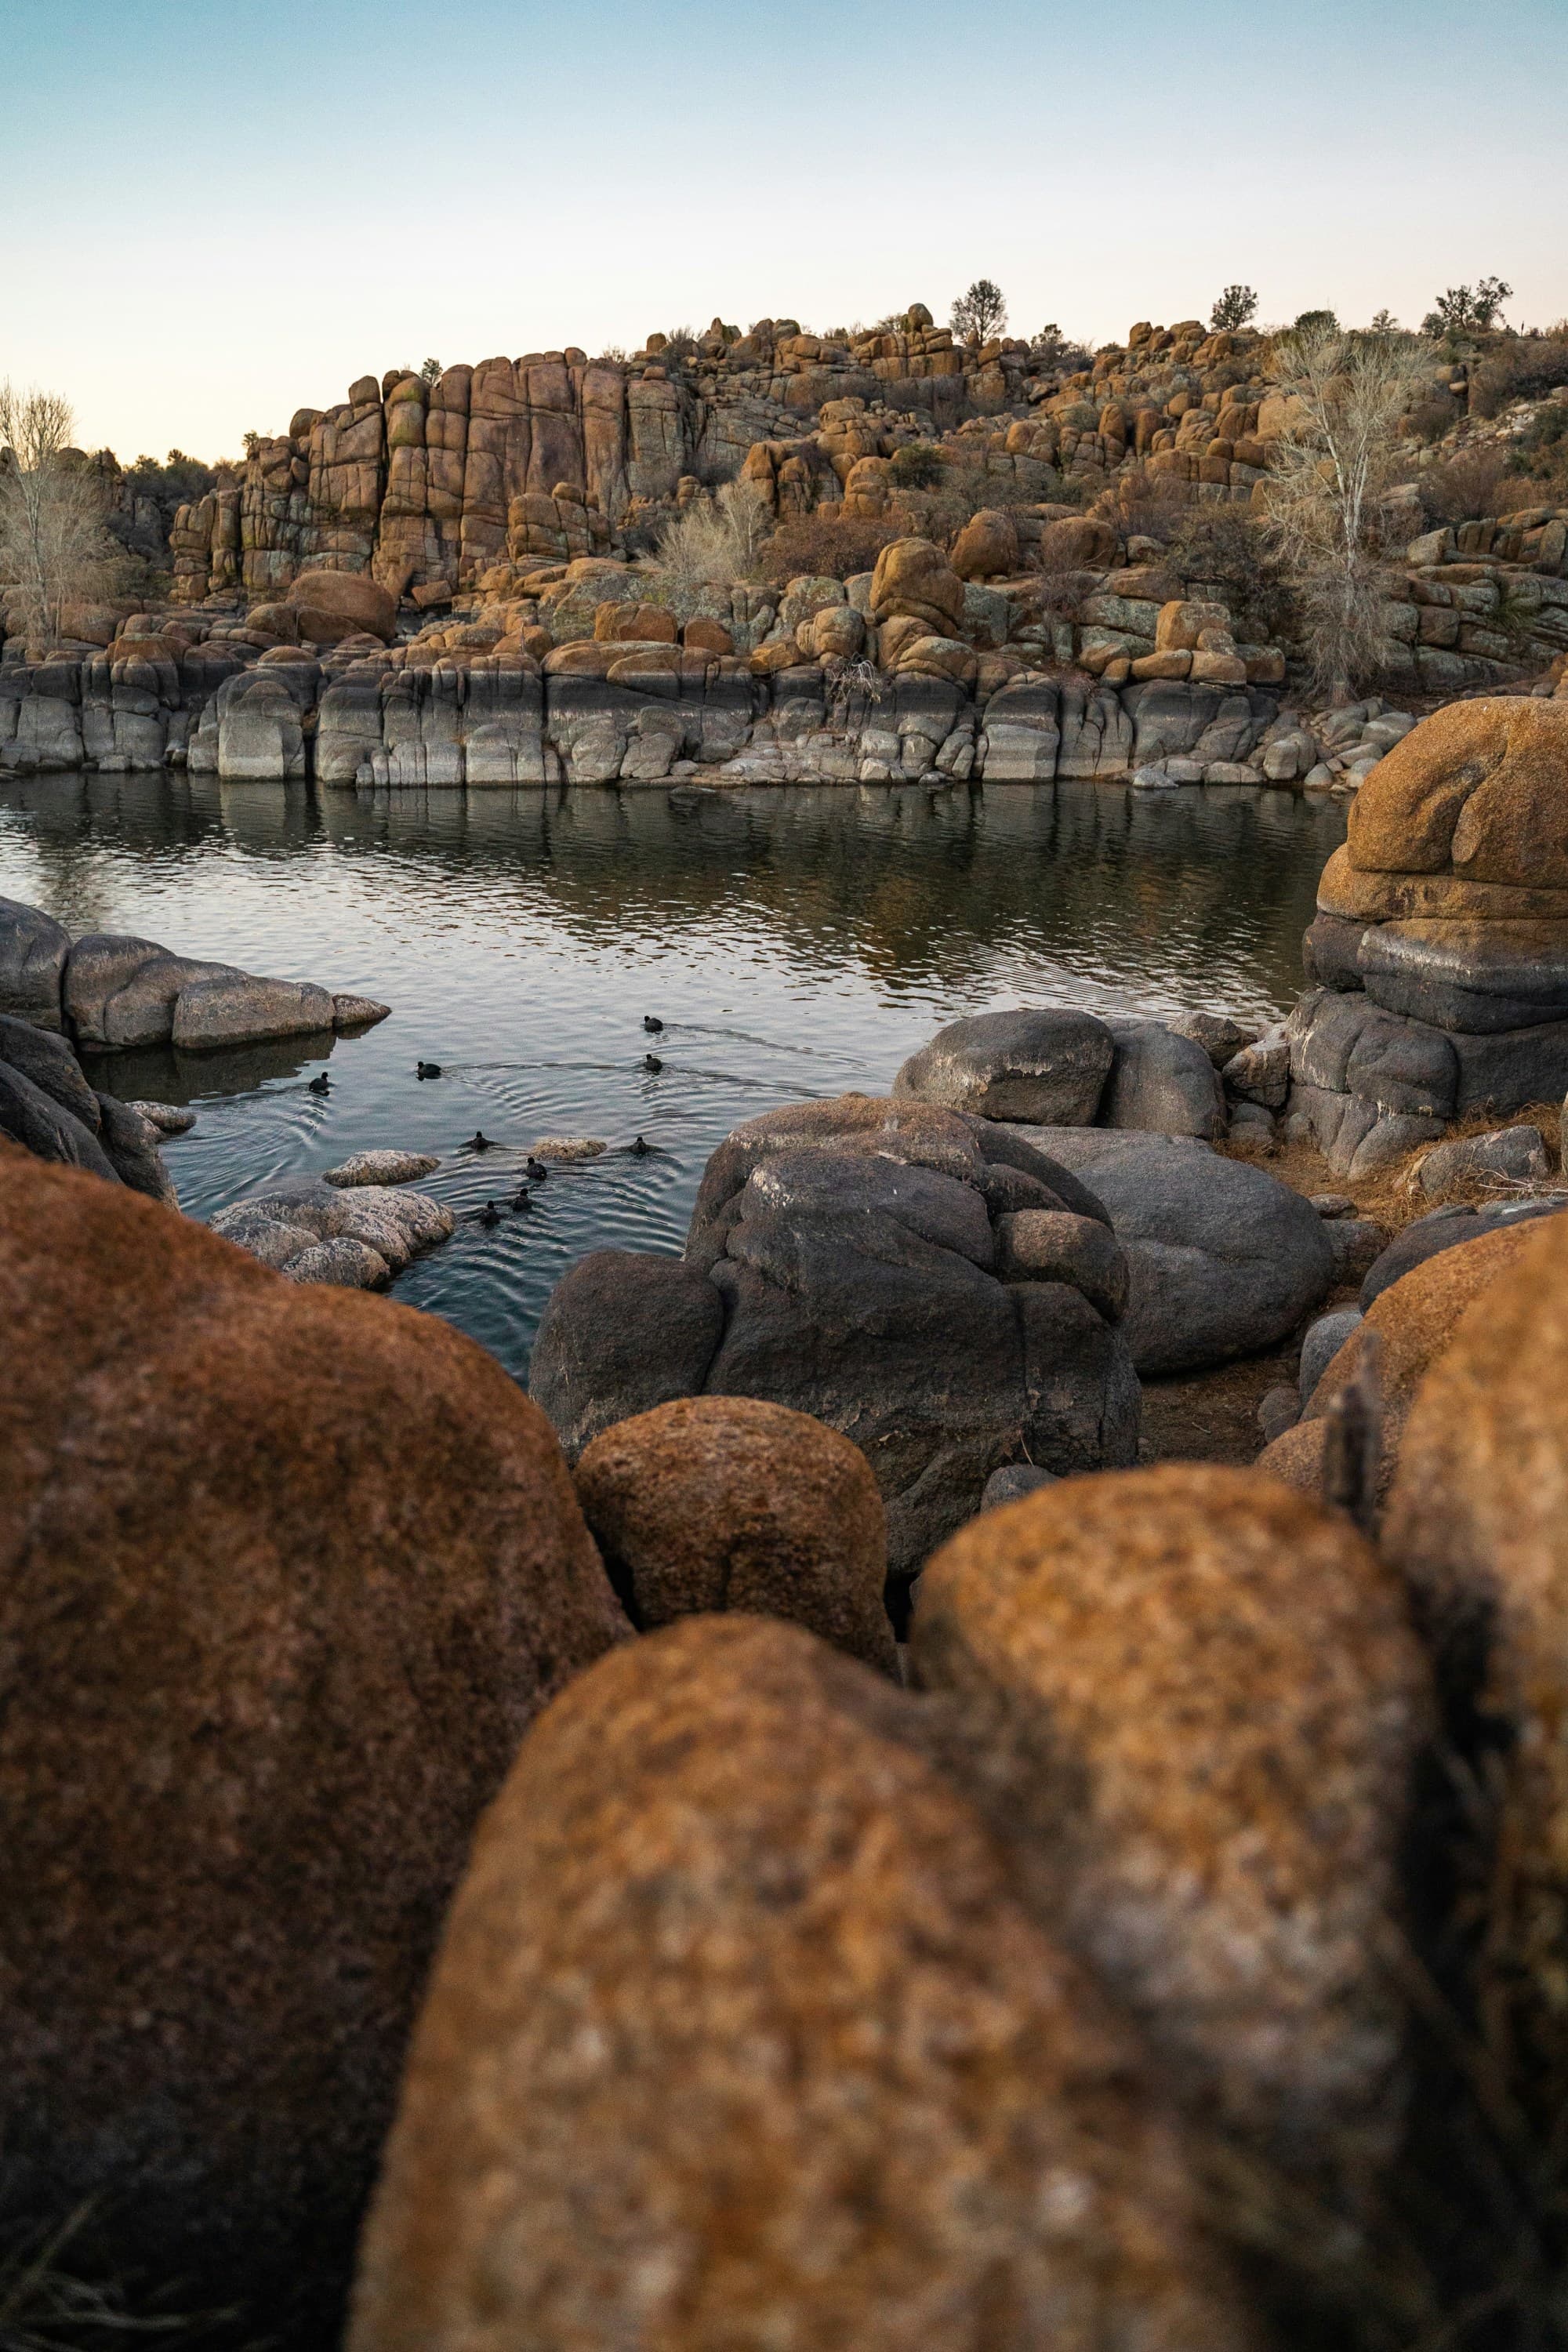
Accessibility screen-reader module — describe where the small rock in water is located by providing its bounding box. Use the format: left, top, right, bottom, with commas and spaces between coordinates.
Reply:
416, 1061, 442, 1080
323, 1150, 440, 1189
126, 1100, 196, 1136
529, 1137, 608, 1163
283, 1236, 391, 1289
332, 993, 390, 1030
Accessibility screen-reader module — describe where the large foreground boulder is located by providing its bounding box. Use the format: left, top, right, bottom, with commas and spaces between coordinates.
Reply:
913, 1466, 1431, 2198
350, 1617, 1258, 2352
531, 1097, 1140, 1576
1016, 1128, 1334, 1373
0, 1149, 628, 2343
1383, 1211, 1568, 2093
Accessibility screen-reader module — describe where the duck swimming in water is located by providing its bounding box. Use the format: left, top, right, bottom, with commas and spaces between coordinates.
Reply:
524, 1155, 549, 1181
308, 1072, 331, 1095
643, 1014, 664, 1033
477, 1200, 501, 1228
416, 1061, 442, 1080
468, 1131, 494, 1152
631, 1133, 650, 1156
643, 1054, 663, 1074
511, 1185, 532, 1210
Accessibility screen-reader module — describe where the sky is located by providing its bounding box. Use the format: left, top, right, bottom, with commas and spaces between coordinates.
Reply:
5, 0, 1566, 463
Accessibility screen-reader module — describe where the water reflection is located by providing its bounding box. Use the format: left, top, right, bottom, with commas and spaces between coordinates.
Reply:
0, 771, 1343, 1376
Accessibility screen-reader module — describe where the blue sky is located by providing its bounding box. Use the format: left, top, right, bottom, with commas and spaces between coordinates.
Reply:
6, 0, 1566, 460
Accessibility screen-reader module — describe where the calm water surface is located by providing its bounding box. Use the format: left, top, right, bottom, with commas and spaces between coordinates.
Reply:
0, 773, 1345, 1378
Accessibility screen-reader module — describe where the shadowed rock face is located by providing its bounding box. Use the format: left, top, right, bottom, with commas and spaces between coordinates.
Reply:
0, 1149, 628, 2345
349, 1617, 1259, 2352
530, 1095, 1139, 1577
1292, 702, 1568, 1167
911, 1464, 1432, 2201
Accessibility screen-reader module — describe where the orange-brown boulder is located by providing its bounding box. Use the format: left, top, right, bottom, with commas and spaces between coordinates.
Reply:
682, 615, 734, 654
1038, 514, 1119, 571
350, 1617, 1258, 2352
1262, 1221, 1541, 1508
285, 566, 397, 644
912, 1465, 1431, 2197
1347, 697, 1568, 886
1383, 1212, 1568, 2085
0, 1149, 628, 2343
950, 507, 1020, 580
573, 1395, 896, 1673
593, 598, 678, 644
868, 535, 966, 635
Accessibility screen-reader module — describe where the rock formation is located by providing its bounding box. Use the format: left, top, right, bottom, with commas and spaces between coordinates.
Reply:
530, 1094, 1139, 1577
1287, 699, 1568, 1171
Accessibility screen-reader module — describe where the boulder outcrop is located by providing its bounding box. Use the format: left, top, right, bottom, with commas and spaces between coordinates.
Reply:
1287, 702, 1568, 1170
0, 1149, 628, 2339
531, 1094, 1139, 1576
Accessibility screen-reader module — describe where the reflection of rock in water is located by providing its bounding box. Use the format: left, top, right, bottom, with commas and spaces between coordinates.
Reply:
78, 1029, 339, 1103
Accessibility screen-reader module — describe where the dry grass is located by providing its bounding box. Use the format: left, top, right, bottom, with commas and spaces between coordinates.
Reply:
0, 2209, 235, 2350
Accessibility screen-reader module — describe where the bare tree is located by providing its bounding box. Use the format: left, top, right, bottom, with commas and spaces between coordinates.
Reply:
1257, 323, 1428, 699
645, 480, 772, 593
0, 383, 114, 644
951, 280, 1007, 344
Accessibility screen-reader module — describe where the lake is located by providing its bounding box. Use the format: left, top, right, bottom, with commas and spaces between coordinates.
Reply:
0, 772, 1345, 1379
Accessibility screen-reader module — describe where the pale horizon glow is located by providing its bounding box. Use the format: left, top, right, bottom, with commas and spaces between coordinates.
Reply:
8, 0, 1567, 463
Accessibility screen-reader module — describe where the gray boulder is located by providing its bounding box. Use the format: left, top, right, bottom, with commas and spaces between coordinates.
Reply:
1014, 1127, 1335, 1374
1102, 1020, 1226, 1139
0, 1013, 101, 1132
978, 1463, 1058, 1511
0, 1062, 118, 1184
65, 938, 235, 1051
532, 1096, 1139, 1576
172, 974, 337, 1051
209, 1177, 454, 1284
1170, 1010, 1258, 1068
1221, 1025, 1290, 1110
94, 1094, 178, 1205
1326, 1218, 1387, 1286
0, 896, 71, 1030
1415, 1123, 1551, 1199
892, 1007, 1114, 1125
285, 1236, 392, 1288
1300, 1308, 1363, 1405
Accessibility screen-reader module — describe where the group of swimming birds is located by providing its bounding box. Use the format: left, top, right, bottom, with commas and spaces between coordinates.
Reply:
306, 1013, 670, 1232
